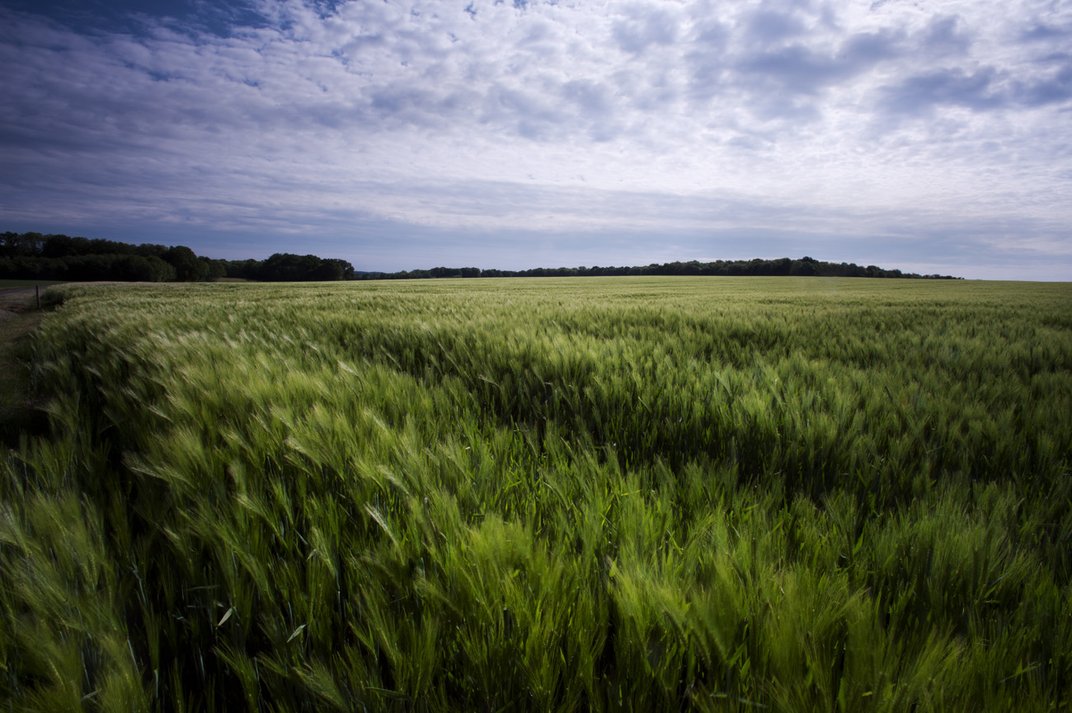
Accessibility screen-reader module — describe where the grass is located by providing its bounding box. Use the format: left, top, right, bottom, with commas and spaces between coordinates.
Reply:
1, 276, 1070, 711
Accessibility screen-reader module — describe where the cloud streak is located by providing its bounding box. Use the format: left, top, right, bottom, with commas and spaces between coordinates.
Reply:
0, 0, 1070, 279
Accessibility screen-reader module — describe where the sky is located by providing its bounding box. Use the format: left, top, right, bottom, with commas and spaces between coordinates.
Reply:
1, 0, 1070, 279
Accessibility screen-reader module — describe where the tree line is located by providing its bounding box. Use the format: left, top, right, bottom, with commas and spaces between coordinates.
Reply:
2, 232, 959, 283
0, 232, 354, 282
357, 256, 960, 280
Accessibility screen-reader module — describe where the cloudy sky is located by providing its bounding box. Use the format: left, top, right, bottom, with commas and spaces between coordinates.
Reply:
1, 0, 1070, 278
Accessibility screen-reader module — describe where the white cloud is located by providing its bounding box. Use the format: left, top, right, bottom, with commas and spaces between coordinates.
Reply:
0, 0, 1069, 277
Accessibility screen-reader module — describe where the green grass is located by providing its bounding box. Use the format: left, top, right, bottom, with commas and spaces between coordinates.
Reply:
2, 277, 1070, 711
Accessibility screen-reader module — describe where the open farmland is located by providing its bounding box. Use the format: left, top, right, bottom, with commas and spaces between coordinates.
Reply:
2, 277, 1071, 711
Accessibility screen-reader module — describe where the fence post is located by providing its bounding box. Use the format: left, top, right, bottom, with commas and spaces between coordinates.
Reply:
36, 284, 41, 309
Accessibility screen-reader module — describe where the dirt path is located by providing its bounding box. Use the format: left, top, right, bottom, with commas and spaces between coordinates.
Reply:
0, 287, 39, 317
0, 288, 48, 445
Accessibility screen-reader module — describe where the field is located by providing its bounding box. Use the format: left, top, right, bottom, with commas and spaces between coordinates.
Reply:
2, 277, 1070, 711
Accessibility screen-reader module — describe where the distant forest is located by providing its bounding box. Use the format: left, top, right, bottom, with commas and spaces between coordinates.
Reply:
1, 231, 959, 282
0, 232, 354, 282
359, 256, 960, 280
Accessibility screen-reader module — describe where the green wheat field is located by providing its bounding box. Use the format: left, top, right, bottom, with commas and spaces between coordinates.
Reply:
2, 277, 1071, 711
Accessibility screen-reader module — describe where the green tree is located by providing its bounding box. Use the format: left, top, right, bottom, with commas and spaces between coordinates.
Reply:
163, 246, 208, 281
